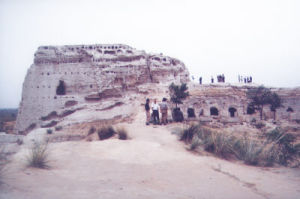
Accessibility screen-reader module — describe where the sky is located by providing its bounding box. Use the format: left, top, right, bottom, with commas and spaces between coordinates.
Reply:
0, 0, 300, 108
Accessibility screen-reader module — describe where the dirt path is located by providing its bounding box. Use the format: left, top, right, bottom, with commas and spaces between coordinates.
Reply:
1, 113, 300, 199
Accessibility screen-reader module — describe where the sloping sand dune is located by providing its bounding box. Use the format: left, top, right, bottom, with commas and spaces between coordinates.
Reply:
1, 112, 300, 199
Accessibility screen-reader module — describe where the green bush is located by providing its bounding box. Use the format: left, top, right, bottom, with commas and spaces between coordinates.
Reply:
172, 108, 184, 122
97, 126, 116, 140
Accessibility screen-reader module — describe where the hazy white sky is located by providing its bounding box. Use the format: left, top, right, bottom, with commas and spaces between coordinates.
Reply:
0, 0, 300, 108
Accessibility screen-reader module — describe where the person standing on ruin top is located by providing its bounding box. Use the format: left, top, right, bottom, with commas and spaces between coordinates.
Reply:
152, 99, 160, 125
145, 98, 150, 125
199, 77, 202, 84
159, 98, 168, 125
211, 76, 214, 83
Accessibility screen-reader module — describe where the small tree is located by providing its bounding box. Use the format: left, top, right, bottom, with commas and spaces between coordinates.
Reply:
247, 86, 283, 120
169, 83, 189, 122
169, 83, 189, 108
269, 92, 283, 120
247, 86, 272, 120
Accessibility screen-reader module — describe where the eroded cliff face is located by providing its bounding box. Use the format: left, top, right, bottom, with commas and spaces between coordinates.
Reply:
15, 44, 190, 133
15, 44, 300, 134
181, 84, 300, 123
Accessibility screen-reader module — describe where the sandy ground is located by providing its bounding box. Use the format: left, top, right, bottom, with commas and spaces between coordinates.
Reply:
1, 112, 300, 199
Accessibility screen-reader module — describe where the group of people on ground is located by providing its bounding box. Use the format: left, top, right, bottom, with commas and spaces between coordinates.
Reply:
145, 98, 168, 125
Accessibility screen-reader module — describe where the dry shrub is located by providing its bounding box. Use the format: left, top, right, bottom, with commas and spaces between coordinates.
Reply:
254, 121, 265, 129
180, 124, 300, 167
233, 137, 265, 165
55, 126, 63, 131
97, 126, 116, 140
116, 127, 129, 140
189, 138, 201, 151
46, 129, 53, 134
27, 141, 50, 169
88, 126, 96, 135
180, 124, 198, 144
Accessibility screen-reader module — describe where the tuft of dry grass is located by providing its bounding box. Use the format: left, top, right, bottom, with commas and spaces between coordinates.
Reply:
180, 124, 198, 144
116, 127, 129, 140
0, 147, 8, 185
189, 138, 201, 151
179, 124, 300, 167
88, 126, 96, 135
27, 141, 50, 169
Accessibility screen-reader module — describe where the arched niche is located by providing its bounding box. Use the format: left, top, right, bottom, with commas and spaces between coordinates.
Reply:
210, 107, 219, 116
247, 105, 255, 115
56, 80, 66, 95
228, 107, 237, 117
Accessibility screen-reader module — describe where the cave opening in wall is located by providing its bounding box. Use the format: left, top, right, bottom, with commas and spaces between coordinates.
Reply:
286, 107, 294, 112
229, 107, 237, 117
210, 107, 219, 116
187, 108, 196, 118
56, 80, 66, 95
247, 105, 255, 115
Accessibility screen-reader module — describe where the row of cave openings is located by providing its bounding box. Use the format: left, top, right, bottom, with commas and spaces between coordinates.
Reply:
64, 45, 134, 55
187, 107, 238, 118
55, 81, 296, 117
187, 105, 294, 118
42, 45, 131, 51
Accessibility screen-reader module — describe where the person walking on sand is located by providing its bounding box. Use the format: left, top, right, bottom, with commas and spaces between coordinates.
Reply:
160, 98, 168, 125
152, 99, 160, 124
145, 98, 150, 125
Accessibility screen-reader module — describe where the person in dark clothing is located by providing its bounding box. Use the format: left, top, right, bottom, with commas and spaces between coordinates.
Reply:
145, 98, 150, 125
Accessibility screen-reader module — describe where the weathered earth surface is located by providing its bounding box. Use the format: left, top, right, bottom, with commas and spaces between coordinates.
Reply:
1, 110, 300, 199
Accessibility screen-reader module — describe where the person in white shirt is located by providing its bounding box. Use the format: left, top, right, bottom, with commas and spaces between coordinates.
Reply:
151, 99, 160, 124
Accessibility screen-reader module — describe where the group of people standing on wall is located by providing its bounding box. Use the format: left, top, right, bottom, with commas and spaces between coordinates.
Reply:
197, 74, 225, 84
145, 98, 168, 125
238, 75, 252, 83
195, 74, 252, 84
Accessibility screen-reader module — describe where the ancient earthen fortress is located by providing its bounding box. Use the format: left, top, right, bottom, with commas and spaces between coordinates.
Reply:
15, 44, 300, 134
